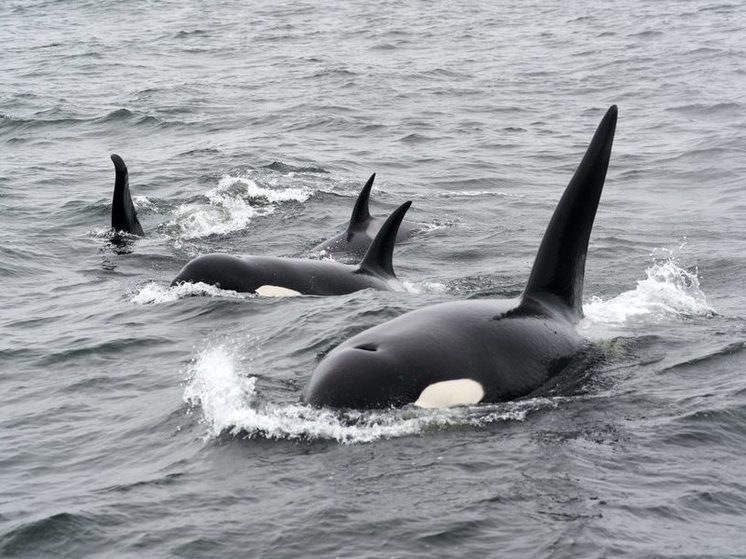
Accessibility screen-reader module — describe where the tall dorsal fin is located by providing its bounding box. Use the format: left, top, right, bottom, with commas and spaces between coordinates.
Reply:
522, 105, 617, 321
110, 154, 144, 236
358, 201, 412, 278
347, 173, 375, 238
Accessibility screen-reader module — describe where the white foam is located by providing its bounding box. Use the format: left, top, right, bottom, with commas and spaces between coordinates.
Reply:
583, 259, 714, 325
88, 227, 143, 239
228, 175, 311, 204
88, 227, 114, 238
401, 280, 448, 294
169, 175, 312, 239
169, 193, 262, 239
132, 195, 156, 212
420, 222, 450, 232
131, 281, 246, 304
183, 344, 545, 444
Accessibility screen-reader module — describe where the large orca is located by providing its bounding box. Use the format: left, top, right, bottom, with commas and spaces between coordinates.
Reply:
172, 201, 412, 296
312, 174, 421, 258
110, 154, 144, 236
303, 106, 618, 409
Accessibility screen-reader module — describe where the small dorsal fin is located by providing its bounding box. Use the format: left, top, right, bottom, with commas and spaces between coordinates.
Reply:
110, 154, 144, 236
358, 201, 412, 278
522, 105, 617, 321
347, 173, 375, 238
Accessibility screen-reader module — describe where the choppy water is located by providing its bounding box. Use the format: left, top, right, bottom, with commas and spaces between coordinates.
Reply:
2, 1, 746, 557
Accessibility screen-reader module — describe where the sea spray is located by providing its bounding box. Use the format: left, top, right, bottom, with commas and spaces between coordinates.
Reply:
583, 258, 714, 325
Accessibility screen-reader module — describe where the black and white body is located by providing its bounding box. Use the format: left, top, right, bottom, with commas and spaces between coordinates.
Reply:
312, 174, 420, 259
303, 106, 618, 409
110, 154, 144, 236
172, 202, 413, 296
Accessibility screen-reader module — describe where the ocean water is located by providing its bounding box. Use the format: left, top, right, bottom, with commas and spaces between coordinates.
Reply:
2, 0, 746, 557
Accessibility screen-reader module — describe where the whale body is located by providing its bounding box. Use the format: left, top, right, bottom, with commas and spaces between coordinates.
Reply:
172, 202, 413, 296
303, 106, 618, 409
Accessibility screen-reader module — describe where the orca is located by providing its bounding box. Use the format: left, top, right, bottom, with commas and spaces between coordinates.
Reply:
312, 174, 421, 258
302, 106, 618, 409
171, 201, 412, 296
110, 154, 144, 236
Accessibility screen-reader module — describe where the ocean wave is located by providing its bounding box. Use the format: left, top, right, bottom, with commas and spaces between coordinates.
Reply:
93, 107, 167, 127
0, 112, 82, 133
583, 259, 715, 325
183, 344, 552, 444
658, 341, 746, 374
0, 512, 101, 557
665, 102, 741, 116
263, 161, 328, 174
0, 107, 172, 134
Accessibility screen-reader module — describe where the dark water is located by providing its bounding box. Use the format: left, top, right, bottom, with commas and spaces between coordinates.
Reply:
2, 1, 746, 557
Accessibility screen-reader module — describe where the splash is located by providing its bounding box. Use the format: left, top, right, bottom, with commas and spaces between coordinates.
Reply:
583, 259, 714, 325
168, 174, 311, 239
183, 345, 545, 444
131, 281, 247, 304
229, 174, 311, 204
89, 227, 118, 239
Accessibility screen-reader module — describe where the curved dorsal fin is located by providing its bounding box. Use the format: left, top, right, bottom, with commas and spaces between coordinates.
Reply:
358, 201, 412, 278
522, 105, 617, 321
347, 173, 375, 238
110, 154, 144, 236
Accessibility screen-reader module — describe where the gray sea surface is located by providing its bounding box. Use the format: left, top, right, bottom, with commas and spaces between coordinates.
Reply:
2, 1, 746, 557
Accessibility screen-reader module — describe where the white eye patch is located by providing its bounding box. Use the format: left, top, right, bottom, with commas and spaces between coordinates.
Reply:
255, 285, 302, 297
414, 379, 484, 409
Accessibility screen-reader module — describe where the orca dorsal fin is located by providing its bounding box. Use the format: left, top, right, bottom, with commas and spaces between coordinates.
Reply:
357, 201, 412, 278
347, 173, 375, 238
522, 105, 617, 321
110, 154, 144, 236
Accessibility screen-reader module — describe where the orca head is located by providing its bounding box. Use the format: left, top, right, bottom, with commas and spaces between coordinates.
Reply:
303, 333, 489, 410
171, 254, 245, 289
303, 342, 419, 409
171, 258, 208, 287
